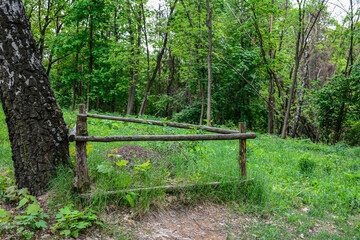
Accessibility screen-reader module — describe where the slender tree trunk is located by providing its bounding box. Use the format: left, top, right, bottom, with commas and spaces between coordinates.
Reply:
165, 51, 175, 117
126, 1, 136, 115
80, 54, 84, 98
186, 49, 193, 101
0, 1, 70, 195
141, 0, 150, 88
267, 0, 275, 134
281, 0, 304, 138
200, 83, 205, 125
199, 59, 206, 125
268, 78, 274, 134
87, 16, 93, 112
132, 11, 142, 114
240, 0, 244, 48
344, 0, 354, 77
281, 57, 301, 138
72, 52, 79, 111
139, 0, 178, 115
281, 0, 325, 138
46, 16, 63, 76
206, 0, 212, 126
291, 47, 311, 138
333, 102, 346, 143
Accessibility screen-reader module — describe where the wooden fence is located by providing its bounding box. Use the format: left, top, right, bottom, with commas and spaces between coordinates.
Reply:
69, 104, 257, 193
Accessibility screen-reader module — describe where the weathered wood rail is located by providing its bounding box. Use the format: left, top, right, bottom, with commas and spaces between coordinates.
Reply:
69, 104, 256, 194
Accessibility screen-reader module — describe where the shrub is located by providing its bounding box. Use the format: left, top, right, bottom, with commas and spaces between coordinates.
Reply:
298, 153, 317, 174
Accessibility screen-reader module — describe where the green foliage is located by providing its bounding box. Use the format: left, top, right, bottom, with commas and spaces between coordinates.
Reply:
51, 204, 102, 238
315, 62, 360, 145
345, 120, 360, 146
0, 107, 11, 169
298, 153, 317, 174
134, 160, 151, 171
1, 104, 360, 237
15, 212, 49, 231
3, 187, 30, 203
125, 192, 138, 207
0, 208, 11, 224
0, 189, 48, 239
0, 169, 14, 196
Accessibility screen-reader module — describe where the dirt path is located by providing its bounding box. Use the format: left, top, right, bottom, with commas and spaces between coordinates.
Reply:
111, 202, 252, 240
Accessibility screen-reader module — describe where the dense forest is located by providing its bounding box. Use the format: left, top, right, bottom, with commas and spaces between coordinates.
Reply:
24, 0, 360, 145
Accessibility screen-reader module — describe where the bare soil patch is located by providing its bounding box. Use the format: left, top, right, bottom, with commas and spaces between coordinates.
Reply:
107, 202, 251, 240
104, 145, 162, 164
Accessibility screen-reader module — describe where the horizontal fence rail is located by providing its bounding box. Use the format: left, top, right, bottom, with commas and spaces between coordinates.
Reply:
71, 104, 256, 194
78, 113, 239, 134
74, 133, 256, 142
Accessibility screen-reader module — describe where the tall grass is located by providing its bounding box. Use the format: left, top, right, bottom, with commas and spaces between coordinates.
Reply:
1, 108, 359, 233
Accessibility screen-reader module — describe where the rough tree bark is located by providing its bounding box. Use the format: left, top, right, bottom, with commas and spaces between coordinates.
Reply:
0, 0, 70, 196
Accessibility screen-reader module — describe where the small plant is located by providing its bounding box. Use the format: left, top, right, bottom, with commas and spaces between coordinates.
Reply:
97, 161, 115, 175
0, 207, 12, 227
3, 186, 31, 203
15, 193, 48, 240
15, 212, 48, 229
52, 204, 102, 238
298, 153, 317, 174
0, 169, 13, 194
15, 212, 49, 239
97, 156, 129, 175
134, 160, 151, 171
124, 192, 138, 207
133, 160, 152, 182
285, 212, 299, 223
0, 192, 48, 240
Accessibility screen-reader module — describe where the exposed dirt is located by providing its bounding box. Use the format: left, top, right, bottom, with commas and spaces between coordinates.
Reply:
106, 202, 252, 240
1, 196, 345, 240
104, 145, 162, 164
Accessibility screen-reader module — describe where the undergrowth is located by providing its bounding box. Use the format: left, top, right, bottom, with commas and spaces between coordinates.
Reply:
0, 108, 360, 238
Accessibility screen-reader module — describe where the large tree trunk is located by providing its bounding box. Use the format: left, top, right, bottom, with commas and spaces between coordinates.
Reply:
0, 1, 70, 196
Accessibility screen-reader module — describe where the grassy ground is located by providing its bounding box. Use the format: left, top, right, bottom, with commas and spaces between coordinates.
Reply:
1, 108, 360, 239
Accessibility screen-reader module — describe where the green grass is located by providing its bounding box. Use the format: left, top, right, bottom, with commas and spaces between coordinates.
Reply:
1, 108, 360, 238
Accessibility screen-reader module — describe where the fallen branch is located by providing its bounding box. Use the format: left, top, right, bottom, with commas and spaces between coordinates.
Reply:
79, 179, 254, 198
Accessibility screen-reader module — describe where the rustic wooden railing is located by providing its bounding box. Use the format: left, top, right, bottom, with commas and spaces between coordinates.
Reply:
69, 104, 256, 194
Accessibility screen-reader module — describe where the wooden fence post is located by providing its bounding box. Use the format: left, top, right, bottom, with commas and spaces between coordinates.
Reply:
74, 104, 90, 192
239, 122, 247, 179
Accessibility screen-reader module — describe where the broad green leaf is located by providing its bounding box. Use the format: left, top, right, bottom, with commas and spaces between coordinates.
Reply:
17, 188, 29, 196
35, 220, 47, 229
116, 159, 128, 167
16, 198, 29, 209
60, 229, 71, 236
76, 221, 91, 229
26, 203, 42, 214
125, 194, 135, 207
